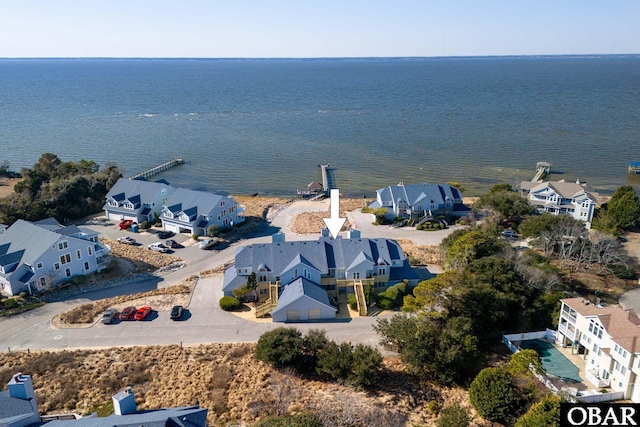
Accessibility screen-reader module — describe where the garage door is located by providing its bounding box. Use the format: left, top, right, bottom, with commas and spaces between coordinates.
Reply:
308, 309, 322, 320
286, 310, 300, 321
164, 223, 181, 233
108, 212, 124, 221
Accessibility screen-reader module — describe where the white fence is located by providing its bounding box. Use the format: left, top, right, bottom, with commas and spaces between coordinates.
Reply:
577, 391, 624, 403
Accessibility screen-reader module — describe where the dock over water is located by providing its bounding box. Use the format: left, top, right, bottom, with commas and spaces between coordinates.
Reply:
532, 161, 551, 182
629, 162, 640, 175
130, 158, 185, 180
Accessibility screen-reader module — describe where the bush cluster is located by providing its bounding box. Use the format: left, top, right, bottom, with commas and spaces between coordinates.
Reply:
255, 327, 382, 389
219, 296, 241, 311
376, 281, 410, 310
417, 221, 445, 231
347, 294, 357, 310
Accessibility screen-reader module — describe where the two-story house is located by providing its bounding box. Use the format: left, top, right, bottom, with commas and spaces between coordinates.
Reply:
160, 188, 244, 236
103, 178, 175, 224
0, 218, 110, 296
557, 298, 640, 401
519, 180, 597, 228
369, 182, 463, 219
222, 229, 419, 321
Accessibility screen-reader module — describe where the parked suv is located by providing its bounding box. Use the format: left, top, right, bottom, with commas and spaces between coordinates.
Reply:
157, 230, 174, 239
148, 242, 169, 253
119, 306, 137, 321
117, 236, 136, 245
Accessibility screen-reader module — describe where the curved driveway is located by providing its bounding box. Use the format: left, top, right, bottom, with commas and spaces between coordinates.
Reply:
0, 201, 451, 353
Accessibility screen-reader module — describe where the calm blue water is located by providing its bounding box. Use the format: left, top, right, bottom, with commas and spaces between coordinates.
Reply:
1, 57, 639, 196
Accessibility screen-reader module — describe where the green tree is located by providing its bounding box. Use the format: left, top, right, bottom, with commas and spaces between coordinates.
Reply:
474, 189, 535, 222
607, 185, 640, 229
444, 230, 504, 270
437, 403, 470, 427
301, 329, 329, 369
246, 272, 258, 290
316, 341, 353, 382
519, 213, 578, 238
350, 344, 383, 389
256, 327, 304, 369
591, 209, 620, 236
508, 349, 543, 376
491, 183, 514, 193
514, 394, 562, 427
433, 316, 482, 385
207, 224, 220, 237
469, 367, 519, 425
402, 270, 462, 313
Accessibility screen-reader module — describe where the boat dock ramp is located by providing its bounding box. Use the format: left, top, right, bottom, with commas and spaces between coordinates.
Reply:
532, 162, 551, 182
629, 162, 640, 175
296, 163, 335, 198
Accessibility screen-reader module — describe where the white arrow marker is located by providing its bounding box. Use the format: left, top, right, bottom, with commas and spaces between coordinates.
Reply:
323, 189, 346, 239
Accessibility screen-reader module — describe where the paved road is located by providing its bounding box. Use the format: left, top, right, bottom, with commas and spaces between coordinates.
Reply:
0, 201, 445, 353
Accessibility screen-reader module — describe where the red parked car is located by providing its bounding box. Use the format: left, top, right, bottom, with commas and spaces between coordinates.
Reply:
118, 219, 133, 230
119, 306, 137, 321
134, 306, 152, 321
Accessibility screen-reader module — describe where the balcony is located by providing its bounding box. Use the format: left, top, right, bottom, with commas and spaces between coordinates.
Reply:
94, 243, 111, 258
586, 369, 610, 388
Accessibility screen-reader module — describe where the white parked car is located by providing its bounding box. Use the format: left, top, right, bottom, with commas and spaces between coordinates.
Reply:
148, 242, 169, 253
117, 236, 136, 245
199, 238, 220, 250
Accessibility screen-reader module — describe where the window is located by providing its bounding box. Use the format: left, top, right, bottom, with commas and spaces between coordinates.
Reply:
58, 241, 68, 250
379, 267, 386, 275
40, 277, 46, 287
353, 272, 360, 279
65, 268, 71, 278
84, 262, 90, 271
36, 262, 43, 269
220, 200, 225, 206
259, 274, 267, 282
60, 254, 71, 265
589, 319, 604, 339
76, 250, 82, 260
88, 246, 93, 256
54, 263, 60, 270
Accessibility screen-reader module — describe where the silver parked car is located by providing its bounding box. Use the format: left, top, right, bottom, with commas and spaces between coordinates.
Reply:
101, 308, 118, 324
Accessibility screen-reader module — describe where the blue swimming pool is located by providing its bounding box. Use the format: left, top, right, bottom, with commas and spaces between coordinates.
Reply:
520, 339, 582, 383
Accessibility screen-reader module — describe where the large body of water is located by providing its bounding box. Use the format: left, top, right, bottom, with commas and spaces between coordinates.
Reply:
1, 57, 639, 197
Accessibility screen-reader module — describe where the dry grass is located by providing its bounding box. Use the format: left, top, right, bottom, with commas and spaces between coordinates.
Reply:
232, 195, 294, 218
0, 178, 21, 199
396, 239, 443, 266
56, 283, 192, 325
289, 198, 373, 235
0, 345, 490, 427
102, 238, 182, 271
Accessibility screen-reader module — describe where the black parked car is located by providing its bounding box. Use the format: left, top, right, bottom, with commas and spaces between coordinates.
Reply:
158, 230, 174, 239
170, 305, 184, 320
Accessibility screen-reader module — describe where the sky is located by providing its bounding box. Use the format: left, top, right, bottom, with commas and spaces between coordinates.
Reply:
0, 0, 638, 58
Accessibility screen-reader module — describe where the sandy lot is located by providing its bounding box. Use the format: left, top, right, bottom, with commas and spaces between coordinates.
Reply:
0, 178, 20, 198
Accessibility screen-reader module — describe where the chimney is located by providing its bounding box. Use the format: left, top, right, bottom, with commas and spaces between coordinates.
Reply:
8, 373, 38, 413
272, 232, 285, 243
347, 229, 361, 239
112, 386, 136, 415
321, 227, 330, 237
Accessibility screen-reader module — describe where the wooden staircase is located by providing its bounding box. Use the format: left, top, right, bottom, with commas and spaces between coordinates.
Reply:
255, 283, 280, 318
354, 280, 368, 316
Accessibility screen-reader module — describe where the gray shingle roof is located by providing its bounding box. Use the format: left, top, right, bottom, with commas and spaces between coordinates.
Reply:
162, 188, 226, 219
0, 220, 61, 273
377, 182, 462, 207
271, 277, 336, 315
44, 406, 208, 427
0, 390, 37, 423
104, 178, 173, 208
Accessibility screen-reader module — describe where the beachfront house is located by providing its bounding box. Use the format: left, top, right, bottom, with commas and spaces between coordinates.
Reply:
518, 180, 597, 228
222, 229, 418, 321
160, 188, 244, 236
0, 218, 110, 296
556, 298, 640, 401
369, 182, 463, 220
103, 178, 175, 224
0, 373, 208, 427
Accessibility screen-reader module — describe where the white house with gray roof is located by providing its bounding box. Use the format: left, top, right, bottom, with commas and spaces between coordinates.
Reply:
519, 179, 597, 228
370, 182, 463, 219
103, 178, 174, 223
223, 230, 418, 321
0, 219, 110, 296
160, 188, 244, 236
271, 277, 337, 322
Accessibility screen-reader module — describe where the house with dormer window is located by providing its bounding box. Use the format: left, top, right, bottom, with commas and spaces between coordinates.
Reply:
222, 229, 418, 321
369, 182, 463, 219
0, 218, 110, 296
160, 188, 244, 236
103, 178, 174, 223
519, 179, 597, 228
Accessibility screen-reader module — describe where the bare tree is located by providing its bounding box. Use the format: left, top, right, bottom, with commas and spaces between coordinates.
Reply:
314, 389, 407, 427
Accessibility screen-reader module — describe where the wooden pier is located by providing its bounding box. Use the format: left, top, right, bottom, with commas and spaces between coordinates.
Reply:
130, 158, 185, 180
629, 162, 640, 175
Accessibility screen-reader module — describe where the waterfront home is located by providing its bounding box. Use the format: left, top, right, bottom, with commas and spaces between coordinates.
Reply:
222, 229, 418, 321
103, 178, 175, 224
518, 179, 597, 228
557, 298, 640, 401
160, 188, 244, 236
369, 182, 463, 219
0, 373, 208, 427
0, 218, 110, 296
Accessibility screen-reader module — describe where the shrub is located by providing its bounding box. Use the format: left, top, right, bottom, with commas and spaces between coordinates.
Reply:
255, 327, 304, 369
139, 220, 151, 229
70, 275, 87, 286
515, 394, 562, 427
610, 264, 637, 280
361, 206, 373, 213
427, 400, 440, 415
18, 291, 29, 298
437, 403, 470, 427
349, 344, 383, 389
347, 294, 357, 310
316, 341, 353, 382
3, 298, 18, 309
469, 367, 518, 425
192, 234, 199, 240
207, 224, 220, 237
232, 285, 250, 300
219, 296, 241, 311
375, 282, 409, 310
